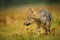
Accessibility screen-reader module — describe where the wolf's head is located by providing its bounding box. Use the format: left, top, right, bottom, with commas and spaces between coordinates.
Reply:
24, 7, 40, 26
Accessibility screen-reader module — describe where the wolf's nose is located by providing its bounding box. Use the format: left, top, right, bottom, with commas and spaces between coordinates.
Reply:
24, 22, 31, 26
26, 23, 31, 26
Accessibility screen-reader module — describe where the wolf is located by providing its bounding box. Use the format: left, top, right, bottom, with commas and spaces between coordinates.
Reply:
24, 7, 52, 35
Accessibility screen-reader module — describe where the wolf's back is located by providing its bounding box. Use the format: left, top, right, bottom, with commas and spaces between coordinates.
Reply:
39, 9, 52, 22
44, 9, 52, 22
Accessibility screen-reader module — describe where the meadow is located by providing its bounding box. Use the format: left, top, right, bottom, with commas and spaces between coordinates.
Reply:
0, 4, 60, 40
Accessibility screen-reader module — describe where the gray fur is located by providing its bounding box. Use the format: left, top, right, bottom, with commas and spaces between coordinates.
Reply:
24, 9, 52, 35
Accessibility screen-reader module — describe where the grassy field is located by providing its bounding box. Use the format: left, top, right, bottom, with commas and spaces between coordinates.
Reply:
0, 4, 60, 40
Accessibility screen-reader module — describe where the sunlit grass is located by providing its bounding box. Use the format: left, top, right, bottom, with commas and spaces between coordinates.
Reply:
0, 5, 60, 40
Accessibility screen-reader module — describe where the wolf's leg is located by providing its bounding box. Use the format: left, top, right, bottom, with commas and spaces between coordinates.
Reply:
37, 26, 40, 36
47, 22, 51, 33
36, 23, 41, 36
43, 22, 50, 35
48, 23, 50, 32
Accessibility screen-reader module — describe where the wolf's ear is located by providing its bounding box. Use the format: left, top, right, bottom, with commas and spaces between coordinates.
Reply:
29, 7, 35, 13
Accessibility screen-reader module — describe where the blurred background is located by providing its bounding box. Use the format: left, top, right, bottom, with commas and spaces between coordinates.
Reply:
0, 0, 60, 8
0, 0, 60, 40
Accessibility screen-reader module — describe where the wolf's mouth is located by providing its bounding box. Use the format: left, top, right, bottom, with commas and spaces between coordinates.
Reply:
24, 23, 31, 26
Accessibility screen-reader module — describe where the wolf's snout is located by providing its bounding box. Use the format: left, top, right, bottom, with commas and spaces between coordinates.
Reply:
24, 22, 31, 26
